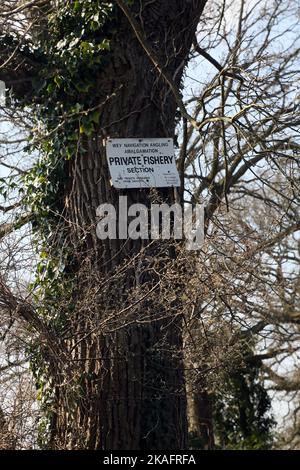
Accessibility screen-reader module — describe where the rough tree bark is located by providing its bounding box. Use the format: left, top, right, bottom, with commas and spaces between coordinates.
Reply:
1, 0, 208, 449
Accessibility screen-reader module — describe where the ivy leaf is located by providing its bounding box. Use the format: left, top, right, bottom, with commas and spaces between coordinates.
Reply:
90, 110, 101, 124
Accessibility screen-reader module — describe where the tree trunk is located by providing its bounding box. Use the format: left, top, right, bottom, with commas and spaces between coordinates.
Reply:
187, 389, 215, 449
44, 0, 207, 450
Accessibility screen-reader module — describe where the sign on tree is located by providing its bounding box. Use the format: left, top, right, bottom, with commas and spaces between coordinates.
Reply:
106, 138, 180, 188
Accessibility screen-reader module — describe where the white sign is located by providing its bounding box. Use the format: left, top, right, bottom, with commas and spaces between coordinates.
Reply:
106, 138, 180, 189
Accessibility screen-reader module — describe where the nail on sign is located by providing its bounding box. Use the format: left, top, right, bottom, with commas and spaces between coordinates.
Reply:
106, 138, 180, 188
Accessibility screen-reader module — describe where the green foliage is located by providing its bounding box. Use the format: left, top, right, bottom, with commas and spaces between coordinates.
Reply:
16, 1, 138, 446
213, 352, 276, 450
41, 1, 113, 100
20, 0, 122, 335
22, 2, 118, 237
1, 0, 138, 448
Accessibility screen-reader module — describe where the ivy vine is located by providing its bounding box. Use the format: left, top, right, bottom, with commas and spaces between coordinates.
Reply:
1, 0, 136, 446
